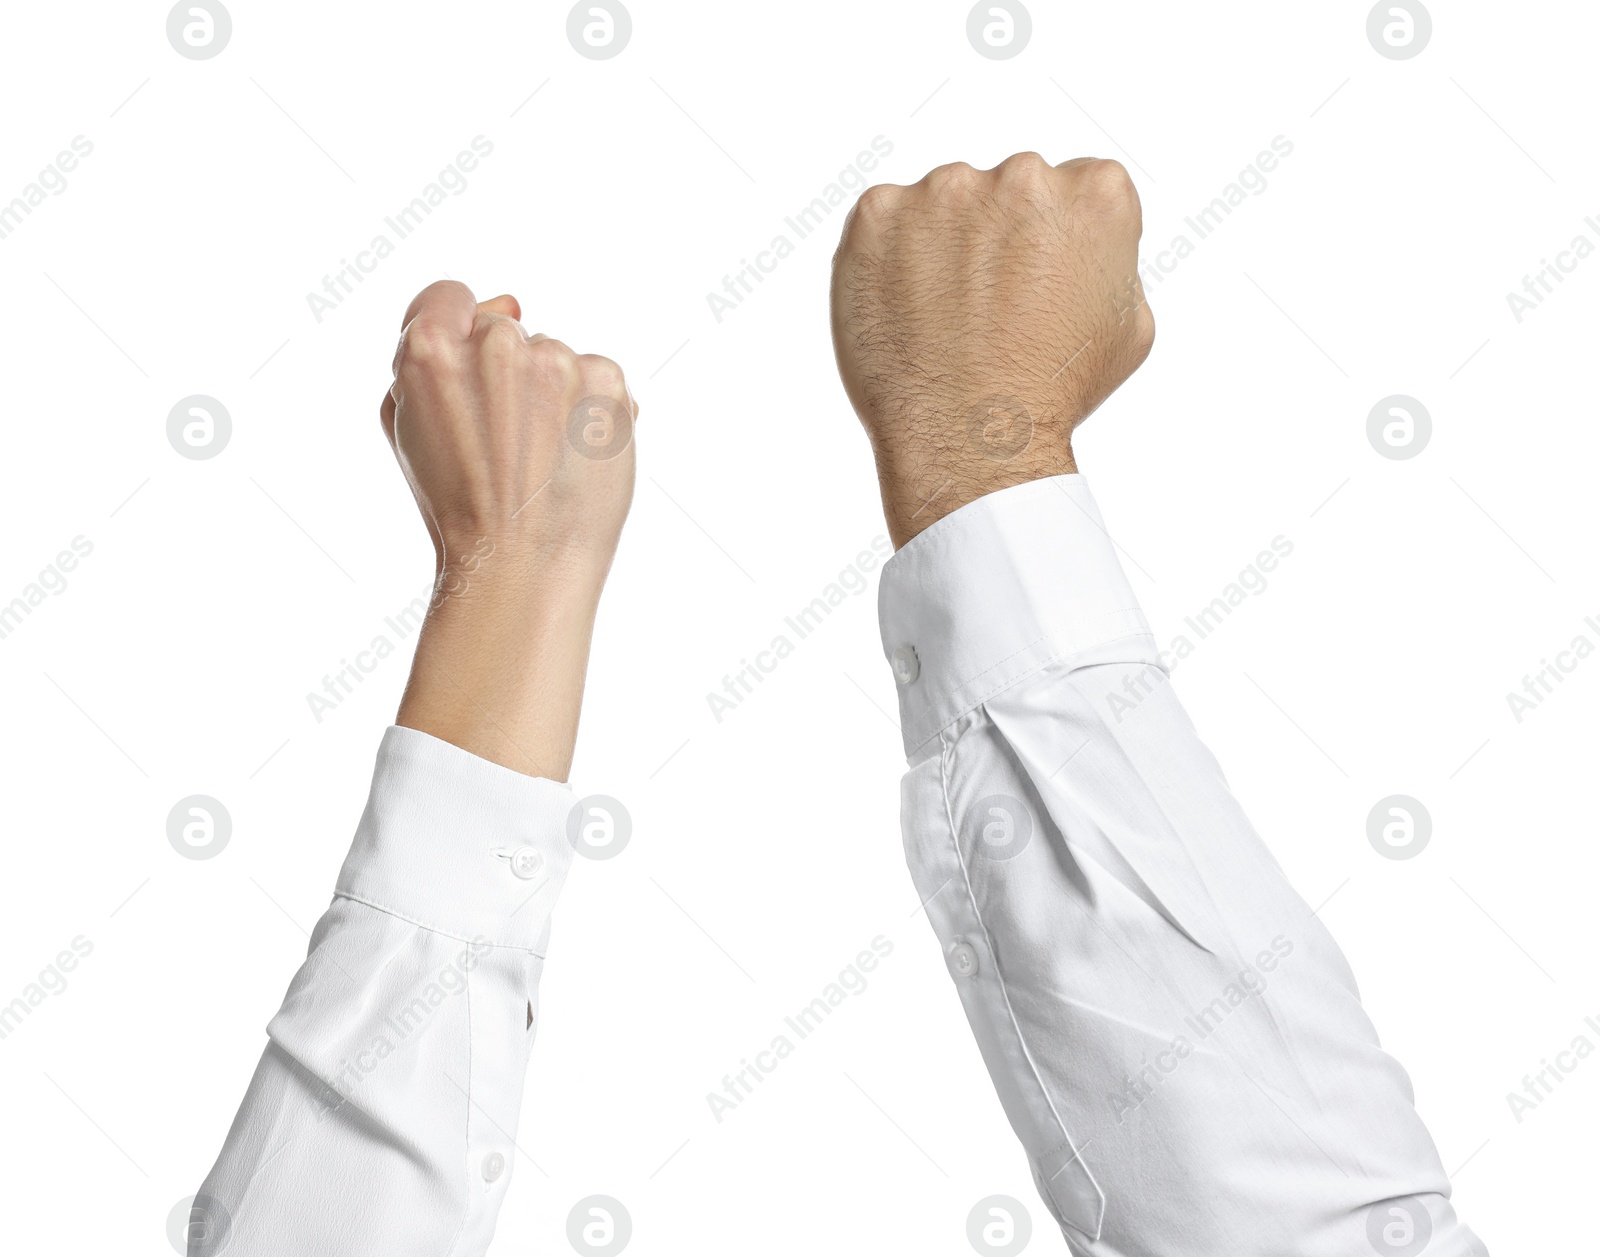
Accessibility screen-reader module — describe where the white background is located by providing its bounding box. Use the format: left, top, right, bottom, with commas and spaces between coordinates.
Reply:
0, 1, 1592, 1252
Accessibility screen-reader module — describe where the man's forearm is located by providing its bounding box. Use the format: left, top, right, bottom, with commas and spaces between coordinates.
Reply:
832, 155, 1484, 1256
877, 475, 1482, 1255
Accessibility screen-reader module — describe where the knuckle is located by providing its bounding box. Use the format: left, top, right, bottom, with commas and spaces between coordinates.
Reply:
401, 279, 474, 328
854, 182, 902, 221
925, 161, 979, 192
997, 151, 1051, 183
526, 337, 579, 383
577, 353, 627, 394
479, 319, 526, 360
1083, 158, 1136, 205
420, 278, 472, 305
1137, 304, 1157, 352
397, 319, 458, 371
1125, 302, 1156, 362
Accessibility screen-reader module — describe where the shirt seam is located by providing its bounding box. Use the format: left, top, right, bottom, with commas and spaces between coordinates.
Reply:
936, 724, 1093, 1202
939, 611, 1151, 701
907, 625, 1158, 754
442, 967, 475, 1256
332, 889, 549, 957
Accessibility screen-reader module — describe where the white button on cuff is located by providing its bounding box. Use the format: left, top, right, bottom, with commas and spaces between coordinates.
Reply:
481, 1151, 506, 1183
891, 645, 920, 686
509, 847, 544, 879
948, 941, 978, 978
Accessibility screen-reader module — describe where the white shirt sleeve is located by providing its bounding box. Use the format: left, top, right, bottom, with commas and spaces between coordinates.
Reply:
878, 475, 1486, 1257
188, 725, 578, 1257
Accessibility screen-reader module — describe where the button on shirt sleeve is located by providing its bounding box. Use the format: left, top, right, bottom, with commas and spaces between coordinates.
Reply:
879, 475, 1486, 1257
189, 726, 578, 1257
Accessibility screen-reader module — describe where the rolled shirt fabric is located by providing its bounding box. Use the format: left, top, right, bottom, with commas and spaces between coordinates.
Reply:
189, 726, 578, 1257
879, 474, 1485, 1257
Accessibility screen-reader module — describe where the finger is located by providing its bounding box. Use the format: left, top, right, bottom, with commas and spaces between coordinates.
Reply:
575, 353, 639, 421
399, 279, 478, 337
513, 333, 573, 356
478, 294, 521, 321
393, 281, 479, 378
474, 310, 530, 344
1054, 155, 1099, 170
379, 389, 397, 448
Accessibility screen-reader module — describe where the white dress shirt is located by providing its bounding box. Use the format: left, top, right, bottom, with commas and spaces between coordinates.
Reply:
190, 474, 1484, 1257
880, 474, 1485, 1256
189, 726, 578, 1256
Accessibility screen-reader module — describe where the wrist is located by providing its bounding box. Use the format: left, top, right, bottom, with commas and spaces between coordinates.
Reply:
396, 568, 603, 782
433, 526, 617, 601
873, 433, 1078, 549
431, 540, 608, 617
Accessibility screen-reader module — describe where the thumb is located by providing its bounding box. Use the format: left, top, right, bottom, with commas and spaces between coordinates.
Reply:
478, 293, 522, 321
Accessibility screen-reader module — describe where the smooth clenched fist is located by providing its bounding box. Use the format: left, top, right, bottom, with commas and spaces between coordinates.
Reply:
382, 279, 637, 594
830, 153, 1154, 547
382, 279, 639, 779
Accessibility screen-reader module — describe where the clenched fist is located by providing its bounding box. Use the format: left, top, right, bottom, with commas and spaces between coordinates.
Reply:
382, 280, 636, 586
382, 280, 639, 780
830, 154, 1154, 547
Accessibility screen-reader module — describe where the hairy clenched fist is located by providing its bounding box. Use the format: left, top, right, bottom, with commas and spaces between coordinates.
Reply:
830, 153, 1154, 547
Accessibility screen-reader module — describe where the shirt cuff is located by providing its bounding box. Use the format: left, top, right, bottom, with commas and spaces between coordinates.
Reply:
877, 475, 1158, 757
334, 725, 577, 951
